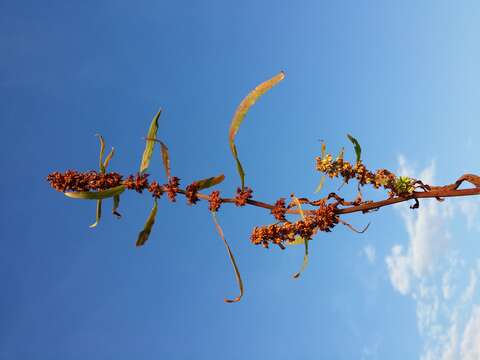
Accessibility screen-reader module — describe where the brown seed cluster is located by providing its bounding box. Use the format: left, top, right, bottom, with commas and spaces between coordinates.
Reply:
316, 153, 404, 196
165, 176, 180, 202
208, 190, 222, 212
148, 181, 164, 199
47, 170, 123, 192
124, 173, 149, 193
271, 198, 287, 221
251, 201, 338, 248
185, 182, 199, 205
234, 187, 253, 206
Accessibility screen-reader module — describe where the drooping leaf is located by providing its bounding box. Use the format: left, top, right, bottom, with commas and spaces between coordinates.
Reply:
95, 134, 106, 173
112, 194, 121, 218
140, 109, 162, 174
229, 71, 285, 189
314, 176, 326, 193
347, 134, 362, 163
211, 211, 244, 303
291, 196, 310, 279
103, 147, 115, 170
64, 185, 126, 200
160, 141, 170, 180
193, 174, 225, 191
89, 200, 102, 228
136, 199, 158, 247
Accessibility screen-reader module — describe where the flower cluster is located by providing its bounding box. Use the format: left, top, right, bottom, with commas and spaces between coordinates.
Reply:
47, 170, 123, 192
316, 152, 416, 197
234, 187, 253, 206
185, 182, 199, 205
124, 173, 149, 193
271, 198, 287, 221
148, 181, 164, 199
251, 202, 338, 248
165, 176, 180, 202
208, 190, 222, 212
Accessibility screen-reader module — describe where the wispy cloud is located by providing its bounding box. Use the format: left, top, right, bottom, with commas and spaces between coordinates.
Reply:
385, 156, 480, 360
363, 244, 376, 265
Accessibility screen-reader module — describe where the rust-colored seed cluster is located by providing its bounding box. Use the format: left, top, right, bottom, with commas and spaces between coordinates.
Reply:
148, 181, 164, 199
165, 176, 180, 202
185, 183, 199, 205
251, 202, 338, 248
124, 173, 150, 193
47, 170, 123, 192
208, 190, 222, 212
271, 198, 287, 221
234, 187, 253, 206
316, 154, 402, 196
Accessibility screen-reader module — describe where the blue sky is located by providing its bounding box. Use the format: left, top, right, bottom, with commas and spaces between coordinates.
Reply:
1, 1, 480, 359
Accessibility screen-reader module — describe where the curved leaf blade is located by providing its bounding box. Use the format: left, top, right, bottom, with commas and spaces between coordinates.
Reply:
212, 211, 244, 303
89, 200, 102, 228
194, 174, 225, 191
103, 147, 115, 170
160, 141, 170, 180
95, 134, 106, 173
140, 109, 162, 174
291, 196, 310, 279
229, 71, 285, 189
314, 176, 326, 193
136, 199, 158, 247
64, 185, 126, 200
112, 194, 121, 218
347, 134, 362, 163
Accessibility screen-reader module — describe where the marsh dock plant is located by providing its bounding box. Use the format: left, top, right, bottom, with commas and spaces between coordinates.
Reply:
47, 71, 480, 302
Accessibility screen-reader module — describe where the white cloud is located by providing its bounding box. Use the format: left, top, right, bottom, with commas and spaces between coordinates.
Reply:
460, 305, 480, 360
385, 156, 480, 360
386, 245, 411, 295
363, 244, 376, 264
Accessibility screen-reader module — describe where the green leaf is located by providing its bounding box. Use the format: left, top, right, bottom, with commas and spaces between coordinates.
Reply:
289, 235, 305, 245
103, 147, 115, 170
229, 71, 285, 189
194, 174, 225, 191
112, 194, 121, 218
64, 185, 126, 200
291, 196, 310, 279
347, 134, 362, 163
314, 175, 326, 193
136, 199, 158, 247
95, 134, 106, 173
212, 212, 244, 303
140, 109, 162, 174
160, 141, 170, 180
89, 200, 102, 228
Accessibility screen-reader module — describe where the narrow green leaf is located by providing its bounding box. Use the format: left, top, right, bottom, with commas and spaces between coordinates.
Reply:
136, 199, 158, 247
64, 185, 125, 200
95, 134, 106, 173
140, 109, 162, 174
103, 147, 115, 170
89, 200, 102, 228
290, 235, 305, 245
194, 174, 225, 191
347, 134, 362, 163
314, 175, 326, 193
212, 212, 244, 303
160, 141, 170, 180
291, 196, 310, 279
112, 194, 121, 218
229, 71, 285, 189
